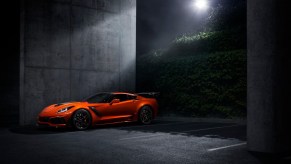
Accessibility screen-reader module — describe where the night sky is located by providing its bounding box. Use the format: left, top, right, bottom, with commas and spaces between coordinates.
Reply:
137, 0, 218, 56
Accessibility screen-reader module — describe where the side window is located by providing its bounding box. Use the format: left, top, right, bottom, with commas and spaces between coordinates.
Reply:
127, 95, 137, 100
118, 94, 128, 102
106, 95, 113, 103
108, 94, 128, 102
107, 94, 136, 102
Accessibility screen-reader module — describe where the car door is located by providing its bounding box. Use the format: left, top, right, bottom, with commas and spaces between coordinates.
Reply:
106, 94, 137, 122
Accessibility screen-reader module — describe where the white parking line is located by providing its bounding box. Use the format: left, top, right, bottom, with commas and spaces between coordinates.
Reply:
207, 142, 247, 152
119, 125, 241, 140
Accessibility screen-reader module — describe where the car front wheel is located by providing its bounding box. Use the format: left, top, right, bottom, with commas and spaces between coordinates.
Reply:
72, 109, 91, 130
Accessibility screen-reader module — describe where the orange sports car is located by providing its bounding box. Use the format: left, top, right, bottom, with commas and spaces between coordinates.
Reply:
37, 92, 158, 130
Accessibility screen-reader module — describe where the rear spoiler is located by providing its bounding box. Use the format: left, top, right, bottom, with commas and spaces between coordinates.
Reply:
137, 92, 160, 98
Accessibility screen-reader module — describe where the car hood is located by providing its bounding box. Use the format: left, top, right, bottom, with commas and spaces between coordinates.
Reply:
40, 102, 83, 115
39, 102, 107, 116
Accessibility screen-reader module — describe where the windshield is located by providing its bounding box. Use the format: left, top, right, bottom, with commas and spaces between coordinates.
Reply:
85, 93, 112, 103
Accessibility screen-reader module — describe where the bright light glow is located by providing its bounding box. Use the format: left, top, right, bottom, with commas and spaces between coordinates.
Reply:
194, 0, 209, 10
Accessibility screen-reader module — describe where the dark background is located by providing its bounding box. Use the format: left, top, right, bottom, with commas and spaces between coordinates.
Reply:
0, 1, 20, 126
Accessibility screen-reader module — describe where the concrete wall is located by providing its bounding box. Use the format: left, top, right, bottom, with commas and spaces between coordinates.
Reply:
20, 0, 136, 125
247, 0, 291, 153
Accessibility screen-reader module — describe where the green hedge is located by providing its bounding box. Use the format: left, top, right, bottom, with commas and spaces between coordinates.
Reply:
137, 49, 246, 118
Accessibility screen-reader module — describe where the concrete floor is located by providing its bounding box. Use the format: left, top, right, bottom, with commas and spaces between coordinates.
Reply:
0, 118, 290, 164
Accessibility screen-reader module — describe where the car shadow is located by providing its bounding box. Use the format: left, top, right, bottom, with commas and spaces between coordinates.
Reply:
9, 120, 246, 142
8, 121, 173, 135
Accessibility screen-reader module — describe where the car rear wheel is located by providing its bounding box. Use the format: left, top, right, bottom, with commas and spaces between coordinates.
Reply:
139, 106, 153, 125
72, 109, 91, 130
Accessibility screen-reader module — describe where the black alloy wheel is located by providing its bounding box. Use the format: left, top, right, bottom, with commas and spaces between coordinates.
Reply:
139, 106, 153, 125
72, 109, 91, 130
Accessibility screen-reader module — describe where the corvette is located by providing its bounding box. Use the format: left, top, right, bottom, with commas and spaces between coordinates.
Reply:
37, 92, 158, 130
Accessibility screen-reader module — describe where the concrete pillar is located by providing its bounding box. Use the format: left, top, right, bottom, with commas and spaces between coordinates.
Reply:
247, 0, 291, 153
20, 0, 136, 125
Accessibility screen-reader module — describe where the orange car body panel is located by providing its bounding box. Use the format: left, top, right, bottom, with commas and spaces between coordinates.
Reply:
37, 92, 158, 128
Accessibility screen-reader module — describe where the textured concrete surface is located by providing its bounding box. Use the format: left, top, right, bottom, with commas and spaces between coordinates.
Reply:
20, 0, 136, 125
0, 119, 273, 164
247, 0, 291, 153
2, 118, 290, 163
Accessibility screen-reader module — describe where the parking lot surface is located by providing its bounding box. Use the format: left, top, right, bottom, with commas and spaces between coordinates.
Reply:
0, 118, 289, 163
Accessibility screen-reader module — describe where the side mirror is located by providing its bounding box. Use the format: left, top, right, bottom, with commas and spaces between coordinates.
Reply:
110, 99, 120, 105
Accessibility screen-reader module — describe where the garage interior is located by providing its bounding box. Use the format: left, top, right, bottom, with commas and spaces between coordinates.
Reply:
0, 0, 290, 163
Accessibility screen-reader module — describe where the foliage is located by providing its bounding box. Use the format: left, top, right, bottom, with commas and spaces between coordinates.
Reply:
170, 30, 246, 56
174, 32, 217, 44
137, 49, 246, 118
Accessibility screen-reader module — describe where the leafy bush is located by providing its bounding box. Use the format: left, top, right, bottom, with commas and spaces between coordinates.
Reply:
137, 47, 246, 118
137, 0, 247, 118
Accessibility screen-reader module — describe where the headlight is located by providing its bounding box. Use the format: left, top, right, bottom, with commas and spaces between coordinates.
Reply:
57, 106, 74, 114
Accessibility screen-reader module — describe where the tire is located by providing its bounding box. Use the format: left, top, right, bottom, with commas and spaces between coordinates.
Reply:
138, 106, 153, 125
72, 109, 92, 130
